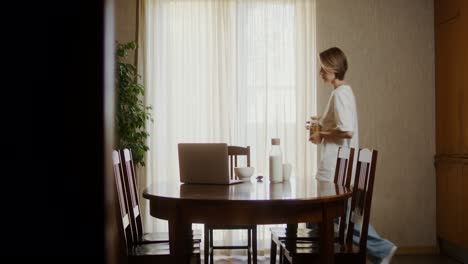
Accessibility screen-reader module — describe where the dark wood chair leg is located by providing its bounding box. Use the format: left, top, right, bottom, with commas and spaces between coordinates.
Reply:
270, 237, 277, 264
279, 246, 284, 264
253, 226, 257, 264
209, 228, 214, 264
204, 226, 209, 264
248, 228, 252, 264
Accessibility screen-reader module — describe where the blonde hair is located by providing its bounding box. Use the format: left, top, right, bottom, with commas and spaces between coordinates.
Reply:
319, 47, 348, 80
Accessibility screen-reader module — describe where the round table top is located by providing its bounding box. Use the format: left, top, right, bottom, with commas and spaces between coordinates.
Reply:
143, 178, 352, 203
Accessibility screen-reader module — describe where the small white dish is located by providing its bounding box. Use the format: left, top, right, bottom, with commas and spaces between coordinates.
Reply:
234, 167, 255, 179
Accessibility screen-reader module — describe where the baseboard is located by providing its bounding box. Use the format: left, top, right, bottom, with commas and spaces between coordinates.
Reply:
396, 246, 439, 255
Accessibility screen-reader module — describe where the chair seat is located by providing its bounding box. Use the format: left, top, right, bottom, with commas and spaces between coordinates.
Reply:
270, 227, 342, 242
141, 230, 202, 244
281, 241, 362, 263
129, 242, 201, 264
270, 227, 317, 239
270, 226, 345, 264
131, 242, 201, 256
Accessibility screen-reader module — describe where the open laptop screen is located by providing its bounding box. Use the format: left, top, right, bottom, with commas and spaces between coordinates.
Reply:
178, 143, 230, 184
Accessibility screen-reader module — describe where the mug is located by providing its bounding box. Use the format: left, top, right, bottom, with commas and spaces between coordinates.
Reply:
282, 163, 292, 180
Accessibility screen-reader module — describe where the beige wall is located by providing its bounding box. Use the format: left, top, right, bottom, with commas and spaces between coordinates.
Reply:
316, 0, 436, 247
115, 0, 137, 63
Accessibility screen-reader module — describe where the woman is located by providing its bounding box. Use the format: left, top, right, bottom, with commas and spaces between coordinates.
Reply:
311, 47, 397, 264
310, 47, 358, 181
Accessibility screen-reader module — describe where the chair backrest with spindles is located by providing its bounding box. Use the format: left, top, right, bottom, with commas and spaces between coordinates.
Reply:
120, 148, 145, 243
334, 146, 355, 187
334, 146, 355, 244
112, 150, 134, 251
228, 146, 250, 180
345, 148, 378, 254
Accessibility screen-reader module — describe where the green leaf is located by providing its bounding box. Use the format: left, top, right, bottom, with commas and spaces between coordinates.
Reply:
115, 41, 154, 168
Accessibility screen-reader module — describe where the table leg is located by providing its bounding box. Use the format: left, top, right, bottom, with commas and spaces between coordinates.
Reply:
204, 226, 209, 264
252, 226, 257, 264
319, 206, 335, 264
285, 223, 297, 235
283, 223, 297, 262
169, 219, 193, 263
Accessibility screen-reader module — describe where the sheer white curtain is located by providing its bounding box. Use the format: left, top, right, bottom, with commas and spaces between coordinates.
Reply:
139, 0, 316, 256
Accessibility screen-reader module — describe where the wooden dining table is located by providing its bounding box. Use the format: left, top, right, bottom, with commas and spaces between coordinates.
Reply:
143, 178, 352, 264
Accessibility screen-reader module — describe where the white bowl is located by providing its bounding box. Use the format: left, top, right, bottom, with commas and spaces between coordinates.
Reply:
234, 167, 255, 179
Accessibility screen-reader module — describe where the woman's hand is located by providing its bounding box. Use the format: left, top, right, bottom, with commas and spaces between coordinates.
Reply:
309, 132, 322, 144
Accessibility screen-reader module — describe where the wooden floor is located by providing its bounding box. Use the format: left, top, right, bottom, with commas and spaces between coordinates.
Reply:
206, 254, 462, 264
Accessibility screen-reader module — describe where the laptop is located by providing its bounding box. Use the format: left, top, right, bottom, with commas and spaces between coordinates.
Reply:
178, 143, 249, 185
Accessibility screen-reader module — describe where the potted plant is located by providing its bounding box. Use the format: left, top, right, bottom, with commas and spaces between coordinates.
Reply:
115, 41, 153, 167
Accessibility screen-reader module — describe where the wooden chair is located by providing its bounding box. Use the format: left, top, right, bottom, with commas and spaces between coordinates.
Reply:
113, 150, 201, 263
204, 146, 257, 264
120, 149, 202, 244
269, 146, 355, 264
279, 148, 378, 264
